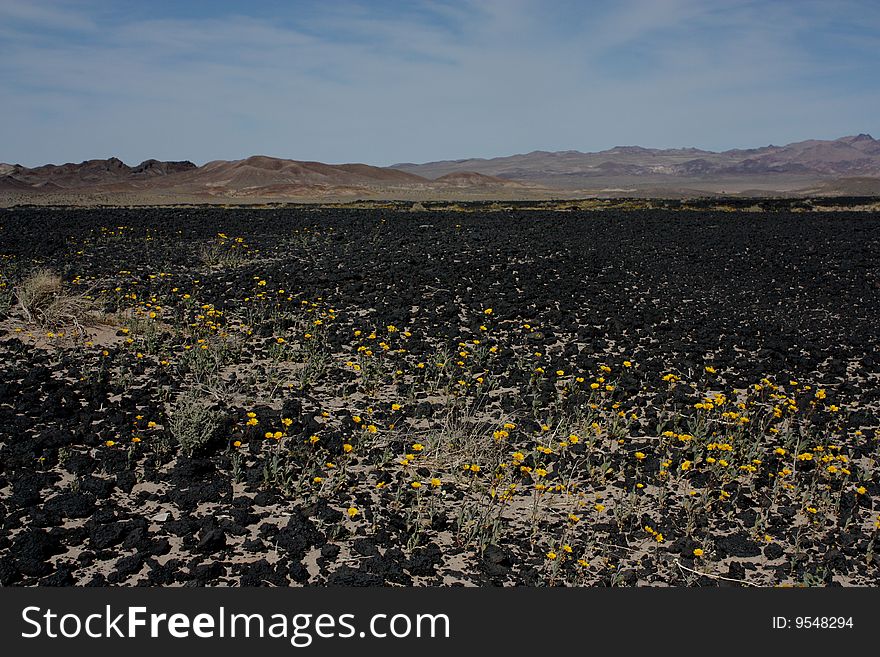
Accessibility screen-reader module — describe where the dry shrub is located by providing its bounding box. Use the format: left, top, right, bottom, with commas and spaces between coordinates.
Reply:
199, 238, 251, 268
14, 268, 99, 331
169, 389, 225, 456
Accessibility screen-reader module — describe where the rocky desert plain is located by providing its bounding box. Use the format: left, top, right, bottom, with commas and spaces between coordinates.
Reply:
0, 135, 878, 587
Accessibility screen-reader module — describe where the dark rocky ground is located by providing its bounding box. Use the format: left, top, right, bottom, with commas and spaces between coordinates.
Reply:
0, 205, 877, 586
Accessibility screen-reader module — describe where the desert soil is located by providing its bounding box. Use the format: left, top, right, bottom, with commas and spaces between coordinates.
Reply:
0, 205, 877, 586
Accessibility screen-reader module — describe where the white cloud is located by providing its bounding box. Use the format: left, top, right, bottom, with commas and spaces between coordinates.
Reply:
0, 0, 97, 32
1, 0, 877, 166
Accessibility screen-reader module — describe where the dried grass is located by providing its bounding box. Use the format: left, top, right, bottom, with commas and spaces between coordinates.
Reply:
14, 268, 99, 332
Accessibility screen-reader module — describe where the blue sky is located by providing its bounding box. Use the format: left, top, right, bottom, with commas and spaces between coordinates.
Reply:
1, 0, 878, 166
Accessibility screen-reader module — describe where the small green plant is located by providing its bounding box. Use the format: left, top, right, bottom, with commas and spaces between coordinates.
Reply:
168, 389, 225, 456
0, 270, 14, 318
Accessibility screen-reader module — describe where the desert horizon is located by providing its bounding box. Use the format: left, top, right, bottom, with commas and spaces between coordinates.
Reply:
4, 132, 880, 205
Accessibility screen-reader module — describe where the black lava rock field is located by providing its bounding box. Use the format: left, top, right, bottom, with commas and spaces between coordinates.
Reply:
0, 205, 878, 587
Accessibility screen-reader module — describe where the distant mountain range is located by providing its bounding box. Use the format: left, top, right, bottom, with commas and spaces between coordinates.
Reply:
0, 157, 198, 190
392, 134, 880, 188
2, 134, 880, 202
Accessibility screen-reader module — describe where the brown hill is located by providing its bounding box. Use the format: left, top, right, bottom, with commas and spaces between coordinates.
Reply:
801, 176, 880, 196
131, 159, 199, 177
0, 157, 197, 190
173, 156, 428, 192
434, 171, 526, 187
140, 156, 435, 198
8, 157, 128, 188
0, 175, 33, 191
